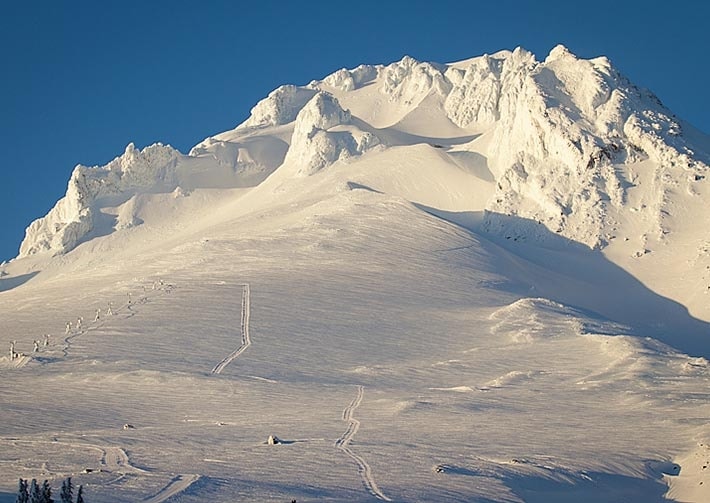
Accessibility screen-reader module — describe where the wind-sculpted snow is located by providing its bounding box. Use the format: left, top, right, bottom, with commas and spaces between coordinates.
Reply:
479, 45, 708, 248
19, 143, 181, 257
322, 64, 378, 91
443, 52, 507, 126
380, 55, 450, 106
238, 84, 318, 129
284, 92, 380, 176
19, 134, 285, 257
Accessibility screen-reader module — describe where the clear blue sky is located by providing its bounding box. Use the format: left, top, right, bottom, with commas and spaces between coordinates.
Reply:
1, 0, 708, 262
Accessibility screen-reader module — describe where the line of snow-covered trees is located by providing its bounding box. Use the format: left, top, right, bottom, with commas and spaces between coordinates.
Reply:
16, 477, 84, 503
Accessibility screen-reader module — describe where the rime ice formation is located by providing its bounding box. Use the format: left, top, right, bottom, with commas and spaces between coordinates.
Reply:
239, 85, 318, 129
20, 143, 181, 257
18, 45, 709, 257
283, 92, 380, 176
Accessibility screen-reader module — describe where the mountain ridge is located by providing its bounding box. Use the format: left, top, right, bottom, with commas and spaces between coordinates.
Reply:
9, 45, 710, 326
16, 45, 709, 261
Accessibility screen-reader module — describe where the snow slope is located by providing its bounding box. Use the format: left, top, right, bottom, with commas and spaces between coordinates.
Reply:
1, 46, 709, 502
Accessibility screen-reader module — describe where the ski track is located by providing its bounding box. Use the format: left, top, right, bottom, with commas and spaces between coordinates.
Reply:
4, 439, 146, 475
142, 474, 200, 503
102, 446, 147, 474
211, 283, 251, 374
335, 385, 391, 501
5, 438, 202, 503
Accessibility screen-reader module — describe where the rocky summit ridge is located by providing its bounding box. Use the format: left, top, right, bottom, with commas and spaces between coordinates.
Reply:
18, 45, 709, 257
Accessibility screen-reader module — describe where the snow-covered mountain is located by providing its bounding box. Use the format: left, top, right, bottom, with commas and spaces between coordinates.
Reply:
18, 45, 710, 318
2, 46, 709, 502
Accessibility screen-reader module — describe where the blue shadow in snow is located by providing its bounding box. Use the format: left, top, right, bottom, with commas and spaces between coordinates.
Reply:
0, 271, 39, 292
418, 206, 710, 358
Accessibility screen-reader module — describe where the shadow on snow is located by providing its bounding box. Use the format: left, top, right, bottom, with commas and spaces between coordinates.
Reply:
419, 206, 710, 358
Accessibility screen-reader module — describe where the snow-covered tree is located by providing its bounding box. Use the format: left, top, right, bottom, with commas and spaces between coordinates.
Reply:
59, 478, 72, 503
41, 480, 53, 503
28, 479, 40, 503
16, 478, 28, 503
75, 485, 84, 503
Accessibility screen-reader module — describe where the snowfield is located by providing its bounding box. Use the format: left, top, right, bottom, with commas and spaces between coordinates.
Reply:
1, 46, 709, 502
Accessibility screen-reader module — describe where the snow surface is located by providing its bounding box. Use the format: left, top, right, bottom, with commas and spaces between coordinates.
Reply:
2, 46, 709, 502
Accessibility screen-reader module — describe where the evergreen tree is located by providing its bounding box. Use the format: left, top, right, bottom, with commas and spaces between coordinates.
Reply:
75, 485, 84, 503
28, 479, 41, 503
16, 478, 29, 503
59, 478, 73, 503
41, 480, 53, 503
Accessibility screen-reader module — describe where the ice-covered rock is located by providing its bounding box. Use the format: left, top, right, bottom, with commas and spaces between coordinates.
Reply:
239, 85, 318, 129
19, 143, 181, 257
379, 55, 450, 104
444, 53, 505, 127
477, 46, 708, 248
322, 64, 378, 91
312, 47, 707, 248
284, 92, 379, 176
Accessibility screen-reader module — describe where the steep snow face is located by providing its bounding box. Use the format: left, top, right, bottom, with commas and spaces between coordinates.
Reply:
187, 133, 290, 188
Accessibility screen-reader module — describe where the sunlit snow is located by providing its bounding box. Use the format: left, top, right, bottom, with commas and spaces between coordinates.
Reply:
1, 46, 709, 502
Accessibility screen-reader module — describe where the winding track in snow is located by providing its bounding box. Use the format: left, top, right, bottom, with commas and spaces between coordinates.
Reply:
6, 438, 199, 502
142, 474, 200, 503
211, 283, 251, 374
4, 439, 146, 475
335, 385, 391, 501
101, 445, 147, 474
